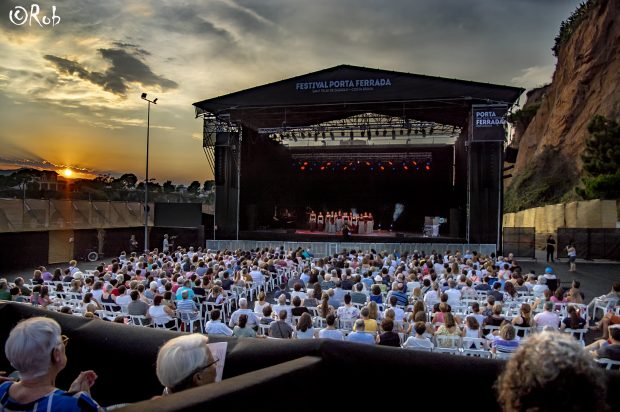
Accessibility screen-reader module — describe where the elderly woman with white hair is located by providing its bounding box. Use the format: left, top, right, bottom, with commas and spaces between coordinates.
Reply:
0, 317, 102, 411
156, 334, 218, 395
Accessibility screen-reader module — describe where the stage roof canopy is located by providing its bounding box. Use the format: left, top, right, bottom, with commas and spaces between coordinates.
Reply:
193, 65, 524, 131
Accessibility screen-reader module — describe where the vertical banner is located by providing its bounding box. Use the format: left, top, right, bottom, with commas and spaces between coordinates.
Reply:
471, 104, 508, 142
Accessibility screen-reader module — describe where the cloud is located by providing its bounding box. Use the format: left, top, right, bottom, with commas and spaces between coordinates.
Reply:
43, 47, 178, 97
511, 65, 554, 89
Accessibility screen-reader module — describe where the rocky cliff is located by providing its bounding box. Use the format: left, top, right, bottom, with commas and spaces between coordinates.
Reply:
505, 0, 620, 212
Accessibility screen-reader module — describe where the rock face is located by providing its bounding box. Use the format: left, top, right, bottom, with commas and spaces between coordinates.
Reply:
506, 0, 620, 211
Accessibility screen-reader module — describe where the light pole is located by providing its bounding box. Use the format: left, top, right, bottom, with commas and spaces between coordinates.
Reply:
141, 93, 157, 253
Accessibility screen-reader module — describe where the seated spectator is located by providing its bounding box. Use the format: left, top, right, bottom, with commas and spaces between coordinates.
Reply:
156, 334, 217, 395
369, 284, 383, 304
272, 294, 293, 323
149, 295, 176, 328
254, 291, 269, 314
260, 305, 275, 325
127, 290, 149, 317
585, 324, 620, 361
497, 331, 605, 411
233, 314, 257, 338
376, 318, 400, 347
270, 310, 294, 338
346, 319, 375, 345
403, 321, 434, 349
206, 285, 226, 306
318, 314, 344, 341
205, 309, 233, 336
491, 322, 520, 354
533, 302, 560, 330
358, 307, 378, 333
13, 277, 31, 297
561, 305, 586, 330
337, 293, 360, 322
0, 317, 102, 410
291, 296, 310, 317
82, 292, 102, 315
229, 298, 259, 328
302, 289, 319, 308
350, 283, 367, 305
294, 313, 316, 339
483, 303, 505, 336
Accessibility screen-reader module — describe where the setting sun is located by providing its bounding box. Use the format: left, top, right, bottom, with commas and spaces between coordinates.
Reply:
62, 168, 74, 178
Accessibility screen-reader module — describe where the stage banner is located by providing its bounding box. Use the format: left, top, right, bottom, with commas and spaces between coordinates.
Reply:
471, 104, 508, 142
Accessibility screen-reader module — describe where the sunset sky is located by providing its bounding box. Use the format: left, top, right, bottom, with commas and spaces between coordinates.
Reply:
0, 0, 580, 183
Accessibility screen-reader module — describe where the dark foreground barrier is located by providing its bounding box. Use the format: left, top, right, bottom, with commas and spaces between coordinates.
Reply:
1, 302, 619, 410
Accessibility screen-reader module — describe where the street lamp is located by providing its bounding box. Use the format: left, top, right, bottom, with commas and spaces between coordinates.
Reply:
141, 93, 157, 253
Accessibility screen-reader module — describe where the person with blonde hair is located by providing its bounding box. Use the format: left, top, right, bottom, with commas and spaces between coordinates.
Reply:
0, 317, 102, 410
496, 331, 605, 411
156, 334, 217, 395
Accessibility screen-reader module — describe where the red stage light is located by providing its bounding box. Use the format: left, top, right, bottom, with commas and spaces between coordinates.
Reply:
343, 166, 348, 170
380, 166, 385, 171
300, 166, 305, 170
320, 166, 325, 170
388, 161, 393, 166
365, 161, 371, 166
326, 162, 332, 166
403, 165, 409, 170
412, 161, 417, 166
303, 161, 308, 166
425, 165, 430, 170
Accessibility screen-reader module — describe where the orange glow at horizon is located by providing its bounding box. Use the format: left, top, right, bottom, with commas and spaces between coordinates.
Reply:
62, 168, 74, 178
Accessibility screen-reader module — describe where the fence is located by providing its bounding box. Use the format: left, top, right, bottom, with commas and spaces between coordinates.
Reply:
0, 199, 153, 232
502, 227, 536, 258
557, 228, 620, 260
206, 240, 497, 257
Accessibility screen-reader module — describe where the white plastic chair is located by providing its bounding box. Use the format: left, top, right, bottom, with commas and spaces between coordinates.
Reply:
177, 310, 203, 333
596, 358, 620, 370
462, 337, 492, 358
434, 335, 461, 355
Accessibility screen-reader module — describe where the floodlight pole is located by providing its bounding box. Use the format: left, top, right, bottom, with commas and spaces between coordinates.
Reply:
141, 93, 157, 253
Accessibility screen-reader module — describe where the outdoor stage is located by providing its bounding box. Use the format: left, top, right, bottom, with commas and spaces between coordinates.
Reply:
194, 65, 524, 248
238, 229, 466, 243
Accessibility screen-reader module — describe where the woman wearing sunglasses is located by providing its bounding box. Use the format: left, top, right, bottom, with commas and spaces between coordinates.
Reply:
0, 317, 102, 411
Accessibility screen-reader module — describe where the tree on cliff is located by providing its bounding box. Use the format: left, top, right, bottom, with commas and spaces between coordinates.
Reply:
577, 115, 620, 199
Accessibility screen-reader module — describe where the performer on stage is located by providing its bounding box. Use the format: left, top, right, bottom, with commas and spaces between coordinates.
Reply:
359, 213, 367, 234
309, 210, 317, 232
351, 214, 358, 234
367, 213, 374, 234
317, 212, 325, 232
336, 211, 344, 232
